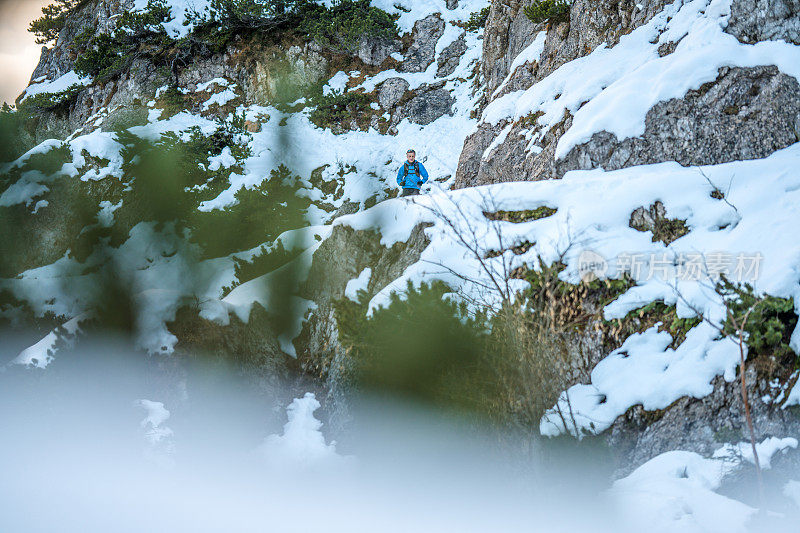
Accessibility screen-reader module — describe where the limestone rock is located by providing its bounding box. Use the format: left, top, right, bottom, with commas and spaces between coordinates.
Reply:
557, 66, 800, 174
378, 77, 410, 110
436, 32, 468, 78
400, 14, 446, 73
726, 0, 800, 44
400, 87, 454, 125
357, 34, 401, 66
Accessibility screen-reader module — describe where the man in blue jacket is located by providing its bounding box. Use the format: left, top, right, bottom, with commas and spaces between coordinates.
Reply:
396, 149, 429, 197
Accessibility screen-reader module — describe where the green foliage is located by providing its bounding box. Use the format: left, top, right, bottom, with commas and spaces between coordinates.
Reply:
0, 105, 34, 164
308, 90, 372, 130
484, 206, 557, 223
464, 6, 490, 32
17, 85, 83, 115
303, 0, 398, 55
73, 0, 174, 81
190, 164, 312, 258
523, 0, 571, 25
718, 277, 797, 365
334, 281, 494, 413
607, 300, 702, 348
28, 0, 86, 45
222, 240, 303, 296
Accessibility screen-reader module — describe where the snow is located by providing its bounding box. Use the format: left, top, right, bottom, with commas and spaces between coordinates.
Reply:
20, 70, 91, 101
783, 373, 800, 408
208, 146, 236, 171
202, 87, 238, 110
479, 0, 800, 161
259, 392, 347, 468
785, 480, 800, 508
491, 31, 547, 99
195, 77, 230, 92
133, 0, 210, 38
11, 313, 90, 368
713, 436, 799, 468
323, 71, 350, 96
345, 267, 372, 302
0, 179, 49, 207
611, 451, 755, 532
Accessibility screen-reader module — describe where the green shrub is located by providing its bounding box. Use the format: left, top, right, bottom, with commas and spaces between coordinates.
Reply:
309, 90, 372, 130
73, 0, 174, 81
222, 240, 303, 296
189, 164, 313, 258
303, 0, 398, 55
523, 0, 571, 25
464, 6, 490, 32
0, 104, 33, 163
334, 281, 494, 413
18, 85, 83, 115
28, 0, 87, 45
718, 277, 797, 366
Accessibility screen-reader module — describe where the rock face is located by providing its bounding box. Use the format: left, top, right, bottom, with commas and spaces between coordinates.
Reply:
609, 367, 800, 477
726, 0, 800, 44
298, 223, 432, 429
557, 66, 800, 174
400, 14, 446, 73
357, 34, 401, 66
436, 32, 467, 77
402, 87, 454, 125
455, 0, 672, 187
242, 44, 329, 105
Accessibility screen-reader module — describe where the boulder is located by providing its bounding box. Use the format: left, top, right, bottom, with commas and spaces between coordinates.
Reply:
400, 14, 446, 73
357, 34, 401, 66
401, 87, 454, 125
436, 33, 468, 77
378, 77, 410, 109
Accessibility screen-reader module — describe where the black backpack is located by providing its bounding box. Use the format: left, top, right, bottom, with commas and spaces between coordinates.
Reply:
403, 161, 419, 178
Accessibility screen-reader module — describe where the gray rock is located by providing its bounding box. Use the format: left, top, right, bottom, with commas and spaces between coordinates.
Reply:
608, 366, 800, 477
299, 223, 432, 430
726, 0, 800, 45
557, 66, 800, 174
446, 0, 459, 9
378, 77, 410, 109
436, 32, 468, 78
357, 34, 401, 66
400, 14, 446, 73
400, 87, 454, 125
100, 105, 149, 132
457, 0, 671, 187
244, 44, 329, 105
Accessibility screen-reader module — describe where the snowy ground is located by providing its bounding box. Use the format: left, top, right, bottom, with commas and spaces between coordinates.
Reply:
1, 346, 798, 532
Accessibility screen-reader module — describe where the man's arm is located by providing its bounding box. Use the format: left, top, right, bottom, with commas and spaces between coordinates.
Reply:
397, 166, 404, 186
419, 163, 429, 183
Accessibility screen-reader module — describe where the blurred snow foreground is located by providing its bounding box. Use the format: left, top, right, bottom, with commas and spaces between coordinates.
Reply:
0, 347, 797, 533
259, 392, 349, 468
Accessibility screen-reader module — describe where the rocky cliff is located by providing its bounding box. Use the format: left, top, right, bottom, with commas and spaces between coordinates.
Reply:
2, 0, 800, 486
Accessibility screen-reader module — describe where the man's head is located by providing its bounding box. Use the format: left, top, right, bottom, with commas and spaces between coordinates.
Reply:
406, 149, 416, 163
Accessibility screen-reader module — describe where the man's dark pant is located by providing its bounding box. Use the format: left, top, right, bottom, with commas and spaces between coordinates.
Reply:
400, 188, 420, 197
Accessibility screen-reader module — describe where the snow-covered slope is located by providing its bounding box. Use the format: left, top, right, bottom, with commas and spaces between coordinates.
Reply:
2, 0, 799, 504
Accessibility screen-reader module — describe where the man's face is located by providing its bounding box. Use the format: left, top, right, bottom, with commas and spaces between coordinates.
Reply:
406, 152, 415, 163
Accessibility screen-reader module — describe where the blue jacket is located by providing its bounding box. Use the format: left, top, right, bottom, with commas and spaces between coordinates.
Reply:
396, 161, 429, 189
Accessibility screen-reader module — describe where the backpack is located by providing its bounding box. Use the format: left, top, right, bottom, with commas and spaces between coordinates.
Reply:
403, 161, 420, 178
